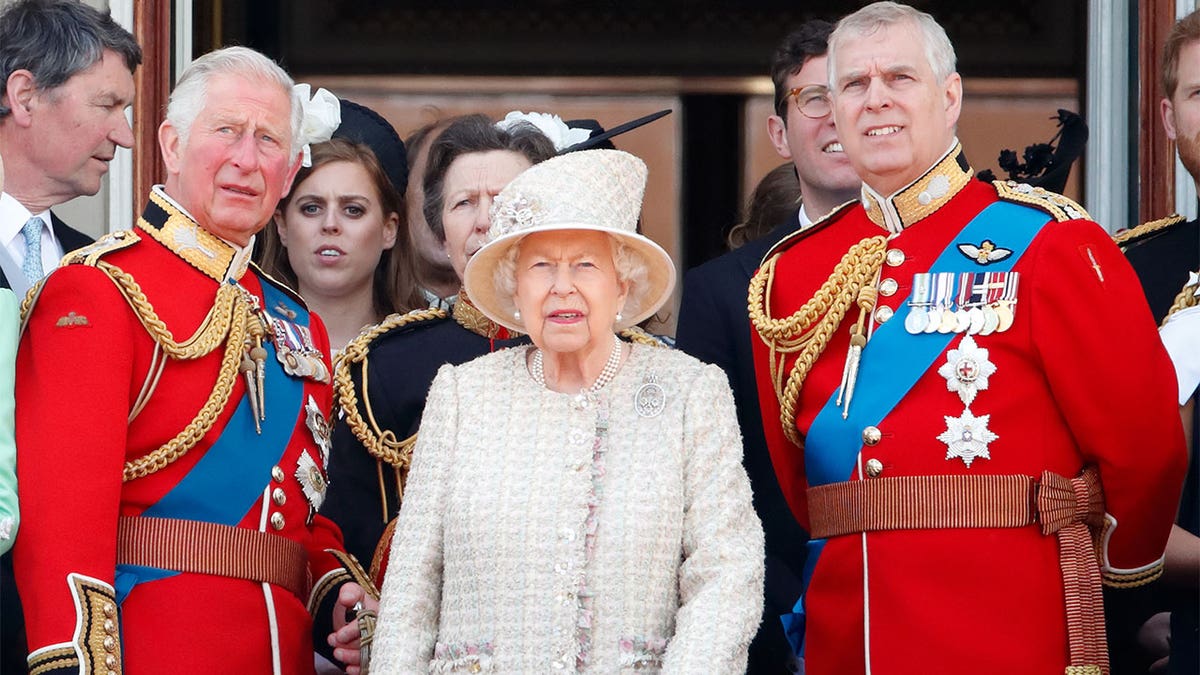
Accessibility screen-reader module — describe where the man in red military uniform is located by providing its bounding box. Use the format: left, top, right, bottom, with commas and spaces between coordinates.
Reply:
14, 46, 374, 674
749, 3, 1187, 674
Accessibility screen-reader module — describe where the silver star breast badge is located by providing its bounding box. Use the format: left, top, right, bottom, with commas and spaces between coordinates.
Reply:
937, 334, 997, 406
937, 409, 998, 468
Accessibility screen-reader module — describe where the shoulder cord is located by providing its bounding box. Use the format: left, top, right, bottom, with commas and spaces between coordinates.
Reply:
748, 235, 888, 445
1164, 276, 1200, 325
334, 309, 447, 469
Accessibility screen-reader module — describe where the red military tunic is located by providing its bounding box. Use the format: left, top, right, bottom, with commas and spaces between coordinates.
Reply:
750, 145, 1186, 675
15, 191, 368, 674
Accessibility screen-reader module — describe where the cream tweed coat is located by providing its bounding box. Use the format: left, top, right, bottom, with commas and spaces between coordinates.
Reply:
372, 344, 765, 673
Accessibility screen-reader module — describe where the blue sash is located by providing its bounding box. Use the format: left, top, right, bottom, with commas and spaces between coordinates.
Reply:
115, 281, 308, 603
781, 201, 1048, 657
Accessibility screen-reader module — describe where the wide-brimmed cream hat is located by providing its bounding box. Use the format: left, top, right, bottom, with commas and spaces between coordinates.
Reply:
462, 149, 676, 333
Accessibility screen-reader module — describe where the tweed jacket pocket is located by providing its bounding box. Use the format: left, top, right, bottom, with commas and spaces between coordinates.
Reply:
618, 634, 668, 673
428, 639, 494, 673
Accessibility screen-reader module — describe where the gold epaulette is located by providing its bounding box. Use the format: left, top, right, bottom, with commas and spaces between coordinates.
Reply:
20, 230, 142, 326
1112, 214, 1187, 249
993, 180, 1090, 222
62, 229, 141, 267
619, 325, 668, 347
334, 308, 447, 471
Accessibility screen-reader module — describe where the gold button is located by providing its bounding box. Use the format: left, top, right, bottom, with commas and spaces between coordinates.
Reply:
272, 488, 286, 506
103, 602, 116, 618
271, 466, 285, 482
879, 278, 898, 296
105, 655, 118, 669
104, 619, 116, 634
865, 458, 884, 478
886, 249, 906, 267
103, 636, 116, 652
270, 512, 285, 530
874, 305, 894, 324
862, 426, 882, 446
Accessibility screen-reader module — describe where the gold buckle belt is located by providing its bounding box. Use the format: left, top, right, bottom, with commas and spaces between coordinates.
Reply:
117, 516, 310, 600
807, 468, 1108, 674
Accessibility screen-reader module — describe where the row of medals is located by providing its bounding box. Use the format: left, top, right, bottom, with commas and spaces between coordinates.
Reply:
904, 271, 1019, 336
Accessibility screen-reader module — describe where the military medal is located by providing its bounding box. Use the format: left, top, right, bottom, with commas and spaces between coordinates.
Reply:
993, 273, 1019, 333
937, 408, 998, 467
295, 450, 327, 522
937, 334, 996, 406
934, 273, 957, 334
905, 273, 932, 334
269, 315, 331, 383
953, 273, 972, 333
305, 395, 332, 467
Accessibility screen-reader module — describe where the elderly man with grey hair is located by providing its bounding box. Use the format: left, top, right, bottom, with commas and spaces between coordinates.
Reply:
749, 2, 1185, 673
13, 45, 375, 675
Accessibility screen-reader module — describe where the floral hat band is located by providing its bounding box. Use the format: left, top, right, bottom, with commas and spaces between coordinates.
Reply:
462, 149, 677, 333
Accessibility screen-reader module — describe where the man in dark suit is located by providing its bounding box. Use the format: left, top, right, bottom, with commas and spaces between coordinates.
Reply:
0, 1, 140, 672
0, 0, 140, 297
675, 20, 860, 674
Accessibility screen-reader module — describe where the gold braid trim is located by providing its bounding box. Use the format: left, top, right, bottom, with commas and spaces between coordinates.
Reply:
28, 646, 79, 675
1163, 275, 1200, 326
1113, 214, 1186, 249
122, 288, 249, 481
103, 259, 261, 481
749, 236, 888, 446
1101, 562, 1164, 589
618, 326, 667, 347
99, 260, 240, 359
326, 548, 380, 600
369, 517, 400, 585
334, 309, 447, 469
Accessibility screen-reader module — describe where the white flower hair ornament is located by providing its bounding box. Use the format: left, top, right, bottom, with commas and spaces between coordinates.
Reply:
293, 84, 341, 167
495, 111, 592, 152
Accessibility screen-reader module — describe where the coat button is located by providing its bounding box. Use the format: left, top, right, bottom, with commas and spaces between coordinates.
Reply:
886, 249, 906, 267
270, 512, 285, 530
865, 458, 884, 477
271, 466, 285, 483
862, 425, 882, 446
272, 488, 287, 506
879, 278, 898, 296
874, 305, 894, 324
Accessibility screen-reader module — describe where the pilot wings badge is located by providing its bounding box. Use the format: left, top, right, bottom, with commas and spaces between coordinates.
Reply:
958, 240, 1013, 265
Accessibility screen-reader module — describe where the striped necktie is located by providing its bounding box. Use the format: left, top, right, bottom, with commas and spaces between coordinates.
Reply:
21, 216, 45, 283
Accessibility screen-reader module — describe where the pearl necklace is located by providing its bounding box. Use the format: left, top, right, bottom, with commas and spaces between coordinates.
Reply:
531, 334, 623, 393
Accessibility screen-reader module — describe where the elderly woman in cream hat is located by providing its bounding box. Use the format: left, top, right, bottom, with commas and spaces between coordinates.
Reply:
372, 149, 764, 673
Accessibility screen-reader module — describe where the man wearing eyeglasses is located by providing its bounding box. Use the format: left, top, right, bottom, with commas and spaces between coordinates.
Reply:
676, 19, 859, 674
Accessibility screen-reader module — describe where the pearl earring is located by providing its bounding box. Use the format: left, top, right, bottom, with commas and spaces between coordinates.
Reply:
615, 312, 623, 322
514, 310, 522, 321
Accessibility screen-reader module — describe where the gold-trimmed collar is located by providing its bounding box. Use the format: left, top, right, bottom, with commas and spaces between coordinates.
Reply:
860, 141, 973, 234
135, 189, 253, 282
453, 289, 519, 339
